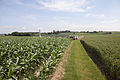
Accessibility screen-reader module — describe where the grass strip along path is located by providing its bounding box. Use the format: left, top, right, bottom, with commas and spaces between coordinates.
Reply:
63, 40, 106, 80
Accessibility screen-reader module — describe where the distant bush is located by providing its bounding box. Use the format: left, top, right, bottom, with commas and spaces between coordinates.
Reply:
10, 32, 39, 36
103, 32, 112, 34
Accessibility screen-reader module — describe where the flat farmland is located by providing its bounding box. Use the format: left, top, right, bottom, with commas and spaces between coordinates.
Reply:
0, 36, 71, 80
81, 34, 120, 80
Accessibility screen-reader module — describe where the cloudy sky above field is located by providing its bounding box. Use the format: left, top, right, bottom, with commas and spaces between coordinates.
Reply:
0, 0, 120, 33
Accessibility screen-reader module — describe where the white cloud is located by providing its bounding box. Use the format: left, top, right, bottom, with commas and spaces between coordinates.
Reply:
86, 6, 95, 10
86, 13, 105, 19
36, 0, 95, 12
65, 24, 102, 31
22, 14, 37, 20
21, 27, 26, 30
101, 19, 119, 24
86, 13, 120, 30
6, 0, 95, 12
47, 18, 120, 31
99, 18, 120, 31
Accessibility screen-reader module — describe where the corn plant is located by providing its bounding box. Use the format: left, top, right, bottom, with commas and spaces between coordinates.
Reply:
0, 37, 71, 80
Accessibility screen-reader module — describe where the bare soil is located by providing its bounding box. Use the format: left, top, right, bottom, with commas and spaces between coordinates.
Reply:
50, 41, 73, 80
34, 65, 42, 77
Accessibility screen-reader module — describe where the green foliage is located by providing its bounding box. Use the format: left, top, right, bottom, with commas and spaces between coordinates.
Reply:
0, 36, 71, 80
82, 35, 120, 80
10, 32, 39, 36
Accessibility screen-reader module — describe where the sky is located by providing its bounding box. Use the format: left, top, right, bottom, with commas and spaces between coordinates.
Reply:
0, 0, 120, 33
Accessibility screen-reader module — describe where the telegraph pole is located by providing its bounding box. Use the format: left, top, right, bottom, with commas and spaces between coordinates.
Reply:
39, 29, 41, 37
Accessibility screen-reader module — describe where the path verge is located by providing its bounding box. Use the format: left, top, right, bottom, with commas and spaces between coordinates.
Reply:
63, 40, 106, 80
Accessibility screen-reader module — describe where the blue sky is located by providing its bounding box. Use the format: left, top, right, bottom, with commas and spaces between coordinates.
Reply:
0, 0, 120, 33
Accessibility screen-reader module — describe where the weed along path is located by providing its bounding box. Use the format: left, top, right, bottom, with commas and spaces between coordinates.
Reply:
63, 40, 106, 80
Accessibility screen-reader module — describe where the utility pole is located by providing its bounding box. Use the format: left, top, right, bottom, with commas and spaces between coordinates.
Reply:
39, 29, 41, 37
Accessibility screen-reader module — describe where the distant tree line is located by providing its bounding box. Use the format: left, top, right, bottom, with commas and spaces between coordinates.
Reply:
103, 32, 112, 34
48, 30, 71, 34
80, 31, 102, 33
47, 30, 104, 34
4, 30, 112, 36
7, 32, 39, 36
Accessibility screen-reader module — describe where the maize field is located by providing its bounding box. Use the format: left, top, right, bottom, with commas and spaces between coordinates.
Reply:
0, 36, 71, 80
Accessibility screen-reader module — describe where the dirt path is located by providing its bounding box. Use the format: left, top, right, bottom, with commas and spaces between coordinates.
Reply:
50, 36, 84, 80
50, 41, 73, 80
77, 36, 84, 40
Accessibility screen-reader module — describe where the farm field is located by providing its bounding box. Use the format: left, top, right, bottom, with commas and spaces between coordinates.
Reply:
81, 34, 120, 80
1, 0, 120, 79
63, 40, 106, 80
0, 36, 71, 80
0, 33, 120, 80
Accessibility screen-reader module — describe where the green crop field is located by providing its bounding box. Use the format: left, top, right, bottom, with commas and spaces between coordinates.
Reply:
0, 32, 120, 80
81, 34, 120, 80
0, 36, 71, 80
